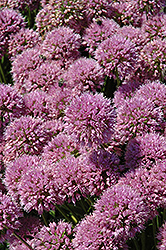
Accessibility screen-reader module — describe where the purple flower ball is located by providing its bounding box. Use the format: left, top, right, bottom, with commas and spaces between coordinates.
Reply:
11, 48, 45, 93
0, 7, 25, 59
40, 27, 81, 69
95, 34, 137, 80
8, 28, 41, 59
0, 84, 25, 130
23, 61, 62, 93
64, 92, 115, 148
34, 221, 72, 249
61, 57, 104, 93
4, 116, 51, 163
0, 192, 23, 243
73, 184, 149, 249
0, 0, 40, 11
125, 133, 166, 170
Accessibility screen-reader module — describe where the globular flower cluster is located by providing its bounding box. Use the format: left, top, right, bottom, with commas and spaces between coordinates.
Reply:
140, 38, 166, 80
125, 133, 166, 170
83, 18, 120, 55
0, 84, 25, 130
0, 192, 23, 243
40, 27, 81, 69
61, 57, 104, 93
72, 184, 149, 249
8, 28, 41, 59
95, 34, 137, 80
0, 7, 25, 59
4, 116, 50, 163
34, 221, 72, 249
64, 92, 115, 148
0, 0, 40, 11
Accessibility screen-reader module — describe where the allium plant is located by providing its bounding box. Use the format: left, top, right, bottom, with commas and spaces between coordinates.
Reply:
140, 38, 166, 81
36, 0, 89, 35
0, 7, 25, 59
61, 57, 104, 93
119, 160, 166, 216
64, 92, 115, 148
33, 221, 72, 249
11, 48, 45, 93
4, 155, 41, 203
3, 116, 51, 163
157, 221, 166, 250
42, 132, 79, 164
83, 18, 120, 55
23, 61, 61, 93
73, 184, 149, 250
125, 133, 166, 170
40, 27, 81, 69
95, 34, 137, 81
0, 0, 40, 11
8, 28, 41, 59
113, 81, 165, 145
0, 192, 23, 243
0, 84, 25, 130
141, 13, 166, 42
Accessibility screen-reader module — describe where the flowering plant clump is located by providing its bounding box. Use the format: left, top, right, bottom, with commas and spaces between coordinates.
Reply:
0, 2, 166, 250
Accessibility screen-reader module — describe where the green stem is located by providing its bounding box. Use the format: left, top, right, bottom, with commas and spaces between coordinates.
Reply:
152, 217, 157, 249
4, 225, 33, 250
133, 238, 140, 250
141, 230, 146, 250
115, 67, 120, 88
12, 232, 34, 250
0, 62, 6, 84
42, 212, 48, 227
64, 204, 78, 224
80, 199, 87, 213
163, 209, 166, 221
54, 204, 71, 223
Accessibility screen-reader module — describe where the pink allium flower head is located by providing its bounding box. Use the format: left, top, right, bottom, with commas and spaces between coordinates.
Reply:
0, 192, 23, 243
4, 116, 50, 163
34, 221, 72, 249
125, 133, 166, 170
64, 92, 115, 148
4, 155, 40, 201
140, 38, 166, 81
17, 161, 57, 213
157, 221, 166, 250
73, 184, 149, 249
111, 0, 165, 27
61, 57, 104, 93
0, 7, 25, 59
113, 92, 164, 145
141, 13, 166, 42
0, 90, 24, 141
0, 84, 25, 130
24, 61, 61, 93
95, 34, 137, 80
36, 0, 89, 35
23, 90, 50, 120
40, 27, 81, 69
119, 25, 147, 49
0, 0, 40, 11
8, 28, 41, 59
83, 18, 120, 56
42, 132, 78, 164
119, 160, 166, 215
12, 48, 45, 93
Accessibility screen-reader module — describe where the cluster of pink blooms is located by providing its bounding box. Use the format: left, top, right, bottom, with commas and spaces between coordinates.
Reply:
0, 0, 166, 249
